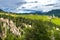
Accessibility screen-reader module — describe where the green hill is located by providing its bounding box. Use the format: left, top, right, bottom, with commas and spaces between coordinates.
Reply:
0, 12, 60, 40
46, 9, 60, 17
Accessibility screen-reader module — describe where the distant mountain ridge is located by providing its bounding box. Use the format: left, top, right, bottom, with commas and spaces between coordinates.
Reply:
0, 8, 60, 15
47, 9, 60, 13
46, 9, 60, 17
0, 9, 4, 12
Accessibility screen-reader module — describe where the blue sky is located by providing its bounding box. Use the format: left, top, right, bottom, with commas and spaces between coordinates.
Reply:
0, 0, 60, 13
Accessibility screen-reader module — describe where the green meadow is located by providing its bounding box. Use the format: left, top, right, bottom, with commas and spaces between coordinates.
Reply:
0, 12, 60, 40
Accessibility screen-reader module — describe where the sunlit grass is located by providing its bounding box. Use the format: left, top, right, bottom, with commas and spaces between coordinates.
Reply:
51, 18, 60, 26
0, 12, 60, 26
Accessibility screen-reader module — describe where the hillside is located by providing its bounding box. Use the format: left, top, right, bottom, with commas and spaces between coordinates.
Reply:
46, 9, 60, 17
0, 9, 4, 12
0, 12, 60, 40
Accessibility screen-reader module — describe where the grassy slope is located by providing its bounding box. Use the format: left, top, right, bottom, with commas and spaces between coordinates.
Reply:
0, 12, 60, 26
0, 12, 60, 40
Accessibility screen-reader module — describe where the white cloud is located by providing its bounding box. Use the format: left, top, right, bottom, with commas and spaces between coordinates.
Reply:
0, 0, 60, 13
25, 0, 56, 5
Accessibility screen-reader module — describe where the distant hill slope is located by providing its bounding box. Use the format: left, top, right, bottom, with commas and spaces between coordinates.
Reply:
48, 9, 60, 13
0, 8, 60, 17
0, 9, 4, 12
45, 9, 60, 17
24, 9, 60, 17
